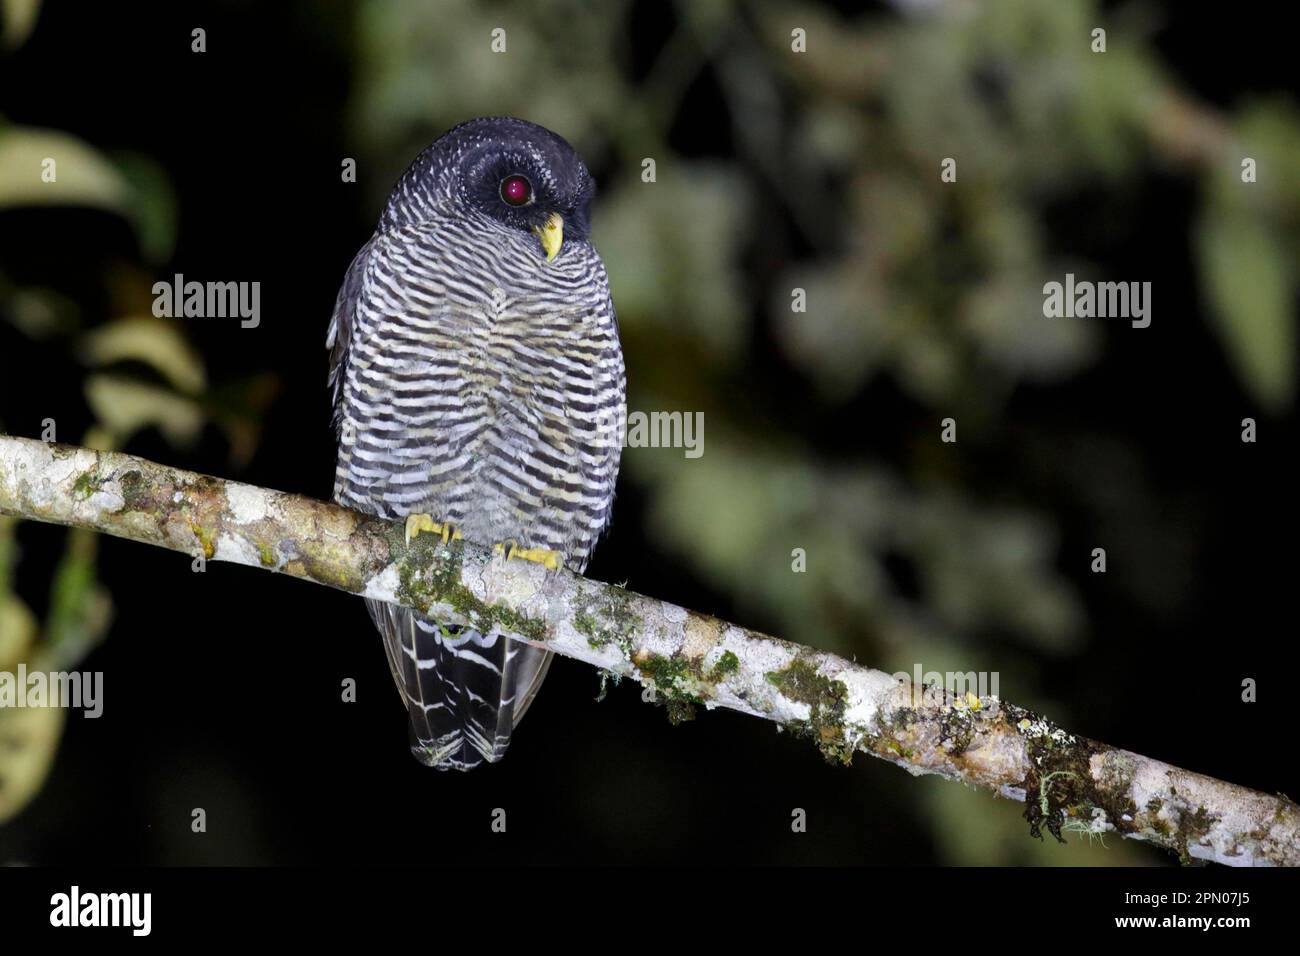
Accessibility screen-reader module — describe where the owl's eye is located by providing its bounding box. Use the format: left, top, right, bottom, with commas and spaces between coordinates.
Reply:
499, 174, 533, 206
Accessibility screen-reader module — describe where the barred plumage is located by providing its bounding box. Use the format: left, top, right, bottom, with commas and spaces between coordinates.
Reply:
328, 118, 624, 769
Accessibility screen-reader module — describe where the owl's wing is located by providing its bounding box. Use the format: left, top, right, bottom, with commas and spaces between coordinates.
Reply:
329, 236, 430, 718
326, 236, 375, 433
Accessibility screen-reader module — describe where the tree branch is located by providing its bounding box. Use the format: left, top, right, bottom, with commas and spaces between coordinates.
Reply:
1, 434, 1296, 866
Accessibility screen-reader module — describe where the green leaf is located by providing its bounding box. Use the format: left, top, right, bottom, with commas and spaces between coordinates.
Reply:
1, 0, 42, 51
1195, 211, 1296, 411
0, 125, 131, 212
84, 374, 204, 446
113, 152, 178, 263
0, 703, 65, 824
80, 316, 208, 394
0, 518, 37, 669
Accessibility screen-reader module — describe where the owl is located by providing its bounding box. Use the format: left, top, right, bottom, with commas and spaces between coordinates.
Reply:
327, 117, 625, 769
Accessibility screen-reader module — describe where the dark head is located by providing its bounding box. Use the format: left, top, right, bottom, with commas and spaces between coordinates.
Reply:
381, 117, 597, 262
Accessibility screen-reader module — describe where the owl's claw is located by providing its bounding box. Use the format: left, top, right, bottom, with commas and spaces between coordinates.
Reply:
493, 539, 563, 571
404, 514, 461, 547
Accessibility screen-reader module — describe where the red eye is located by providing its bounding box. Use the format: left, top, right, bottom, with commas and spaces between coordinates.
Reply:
500, 174, 532, 206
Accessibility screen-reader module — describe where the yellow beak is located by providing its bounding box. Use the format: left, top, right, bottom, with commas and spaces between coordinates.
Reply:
533, 213, 564, 262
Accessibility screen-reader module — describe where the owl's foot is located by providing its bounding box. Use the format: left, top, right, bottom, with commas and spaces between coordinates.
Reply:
493, 539, 563, 571
404, 514, 462, 547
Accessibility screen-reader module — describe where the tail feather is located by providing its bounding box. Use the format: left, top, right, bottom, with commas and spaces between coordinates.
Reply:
367, 599, 552, 770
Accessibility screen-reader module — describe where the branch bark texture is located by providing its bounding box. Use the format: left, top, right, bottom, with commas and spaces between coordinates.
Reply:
1, 435, 1296, 866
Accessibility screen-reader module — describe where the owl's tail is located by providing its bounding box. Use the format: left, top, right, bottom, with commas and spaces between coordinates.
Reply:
366, 599, 553, 770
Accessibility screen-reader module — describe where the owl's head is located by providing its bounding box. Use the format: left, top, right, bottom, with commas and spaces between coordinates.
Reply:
382, 117, 597, 263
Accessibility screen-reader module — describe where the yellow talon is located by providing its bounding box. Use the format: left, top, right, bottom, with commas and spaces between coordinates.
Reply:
404, 514, 462, 546
493, 540, 563, 571
404, 514, 436, 545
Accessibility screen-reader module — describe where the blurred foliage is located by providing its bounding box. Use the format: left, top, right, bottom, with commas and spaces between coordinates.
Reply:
0, 57, 269, 815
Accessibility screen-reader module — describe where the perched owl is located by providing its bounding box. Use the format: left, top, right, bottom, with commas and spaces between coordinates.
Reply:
327, 117, 625, 770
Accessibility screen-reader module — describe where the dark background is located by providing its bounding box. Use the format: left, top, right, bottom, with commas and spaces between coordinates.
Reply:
0, 0, 1296, 865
